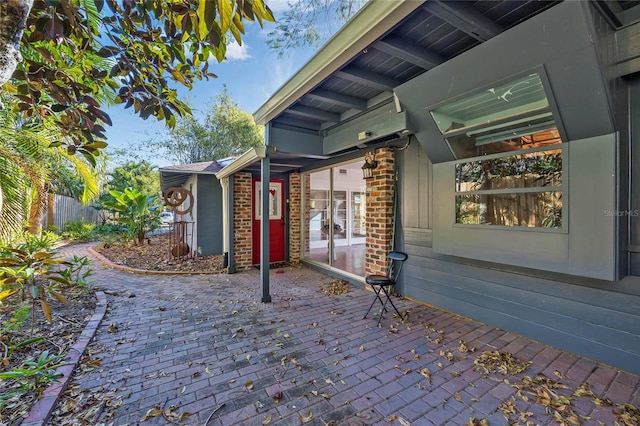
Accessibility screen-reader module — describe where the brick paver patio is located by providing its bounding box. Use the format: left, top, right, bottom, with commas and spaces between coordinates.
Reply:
47, 245, 640, 425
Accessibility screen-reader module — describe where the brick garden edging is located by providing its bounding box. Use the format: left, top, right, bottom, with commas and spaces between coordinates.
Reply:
21, 291, 107, 426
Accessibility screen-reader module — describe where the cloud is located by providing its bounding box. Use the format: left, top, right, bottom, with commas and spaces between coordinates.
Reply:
260, 54, 297, 100
266, 0, 291, 13
226, 41, 251, 61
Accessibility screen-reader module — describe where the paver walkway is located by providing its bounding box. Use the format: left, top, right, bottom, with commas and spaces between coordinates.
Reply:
48, 244, 640, 425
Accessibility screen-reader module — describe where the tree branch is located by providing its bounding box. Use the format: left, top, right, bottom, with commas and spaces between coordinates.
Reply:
0, 0, 34, 90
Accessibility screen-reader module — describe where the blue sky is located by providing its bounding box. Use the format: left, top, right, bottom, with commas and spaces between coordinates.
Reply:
104, 1, 322, 167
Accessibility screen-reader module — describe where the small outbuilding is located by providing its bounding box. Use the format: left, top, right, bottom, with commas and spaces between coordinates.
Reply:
159, 160, 233, 257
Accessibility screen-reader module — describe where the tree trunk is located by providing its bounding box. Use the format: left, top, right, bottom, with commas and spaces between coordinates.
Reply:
0, 0, 33, 89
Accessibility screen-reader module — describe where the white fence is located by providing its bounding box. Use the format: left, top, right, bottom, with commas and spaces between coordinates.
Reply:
43, 194, 102, 230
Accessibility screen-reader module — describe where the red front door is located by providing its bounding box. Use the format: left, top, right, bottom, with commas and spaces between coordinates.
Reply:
252, 179, 285, 265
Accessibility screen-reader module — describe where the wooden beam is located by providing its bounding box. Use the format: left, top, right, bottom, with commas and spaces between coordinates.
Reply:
423, 0, 502, 42
372, 36, 445, 70
274, 116, 323, 131
305, 89, 367, 110
334, 67, 400, 92
287, 105, 341, 122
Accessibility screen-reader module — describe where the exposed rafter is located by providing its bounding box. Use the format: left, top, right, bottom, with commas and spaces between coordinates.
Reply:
372, 36, 445, 70
274, 116, 323, 131
305, 89, 367, 111
287, 105, 341, 122
334, 67, 400, 92
422, 0, 503, 42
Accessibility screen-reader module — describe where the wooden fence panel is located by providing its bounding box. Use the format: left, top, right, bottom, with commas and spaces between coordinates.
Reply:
43, 194, 101, 230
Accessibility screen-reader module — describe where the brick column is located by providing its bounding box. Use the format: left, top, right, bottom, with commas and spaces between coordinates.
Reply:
289, 173, 301, 264
365, 148, 395, 277
233, 172, 253, 271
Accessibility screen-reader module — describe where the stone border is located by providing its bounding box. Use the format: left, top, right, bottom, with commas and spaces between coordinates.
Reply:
21, 291, 107, 426
87, 246, 217, 275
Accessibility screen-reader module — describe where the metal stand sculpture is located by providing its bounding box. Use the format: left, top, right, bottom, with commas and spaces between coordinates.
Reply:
163, 187, 195, 260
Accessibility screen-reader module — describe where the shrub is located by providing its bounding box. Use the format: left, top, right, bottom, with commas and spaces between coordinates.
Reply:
60, 221, 96, 242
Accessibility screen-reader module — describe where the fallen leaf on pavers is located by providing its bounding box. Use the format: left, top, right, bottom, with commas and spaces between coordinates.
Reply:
319, 278, 350, 296
465, 418, 489, 426
613, 402, 640, 425
300, 411, 313, 423
389, 415, 397, 421
397, 416, 411, 426
272, 391, 283, 403
145, 372, 169, 379
419, 368, 432, 383
108, 323, 118, 333
458, 340, 475, 353
141, 406, 162, 421
263, 415, 272, 424
245, 380, 254, 390
473, 351, 532, 376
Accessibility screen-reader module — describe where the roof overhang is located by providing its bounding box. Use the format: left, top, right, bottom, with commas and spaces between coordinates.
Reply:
253, 0, 423, 125
215, 146, 267, 179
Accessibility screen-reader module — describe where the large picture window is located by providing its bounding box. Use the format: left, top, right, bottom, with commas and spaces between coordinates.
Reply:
430, 72, 565, 228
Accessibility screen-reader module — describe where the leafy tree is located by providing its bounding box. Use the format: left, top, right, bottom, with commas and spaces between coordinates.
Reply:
267, 0, 365, 55
101, 188, 160, 244
144, 85, 264, 164
102, 160, 160, 200
0, 0, 275, 164
0, 105, 98, 242
0, 0, 273, 239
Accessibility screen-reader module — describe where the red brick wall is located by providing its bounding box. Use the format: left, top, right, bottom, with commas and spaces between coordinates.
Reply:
365, 148, 395, 277
289, 173, 301, 264
233, 172, 253, 271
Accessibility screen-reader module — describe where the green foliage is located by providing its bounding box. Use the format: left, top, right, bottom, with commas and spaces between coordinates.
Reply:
144, 85, 264, 164
101, 188, 160, 245
0, 107, 99, 242
3, 0, 275, 164
0, 350, 67, 408
100, 160, 160, 206
60, 221, 97, 242
17, 231, 60, 254
2, 306, 30, 334
59, 255, 93, 290
0, 235, 71, 329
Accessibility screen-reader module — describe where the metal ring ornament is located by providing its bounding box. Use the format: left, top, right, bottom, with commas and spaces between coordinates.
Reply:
164, 187, 194, 215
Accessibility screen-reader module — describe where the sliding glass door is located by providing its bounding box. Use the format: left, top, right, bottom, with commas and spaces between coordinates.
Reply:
304, 159, 366, 276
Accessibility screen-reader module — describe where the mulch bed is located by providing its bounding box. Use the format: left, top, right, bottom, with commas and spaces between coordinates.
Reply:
94, 233, 225, 273
0, 286, 96, 425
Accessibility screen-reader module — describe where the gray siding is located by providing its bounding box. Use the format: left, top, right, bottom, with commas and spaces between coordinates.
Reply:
196, 175, 223, 255
396, 141, 640, 376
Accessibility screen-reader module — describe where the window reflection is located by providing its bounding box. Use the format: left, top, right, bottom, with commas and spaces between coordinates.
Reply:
432, 72, 565, 229
456, 192, 562, 228
456, 150, 562, 192
431, 73, 562, 159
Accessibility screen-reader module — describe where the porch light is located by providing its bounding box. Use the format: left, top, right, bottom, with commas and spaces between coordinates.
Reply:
362, 152, 377, 180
